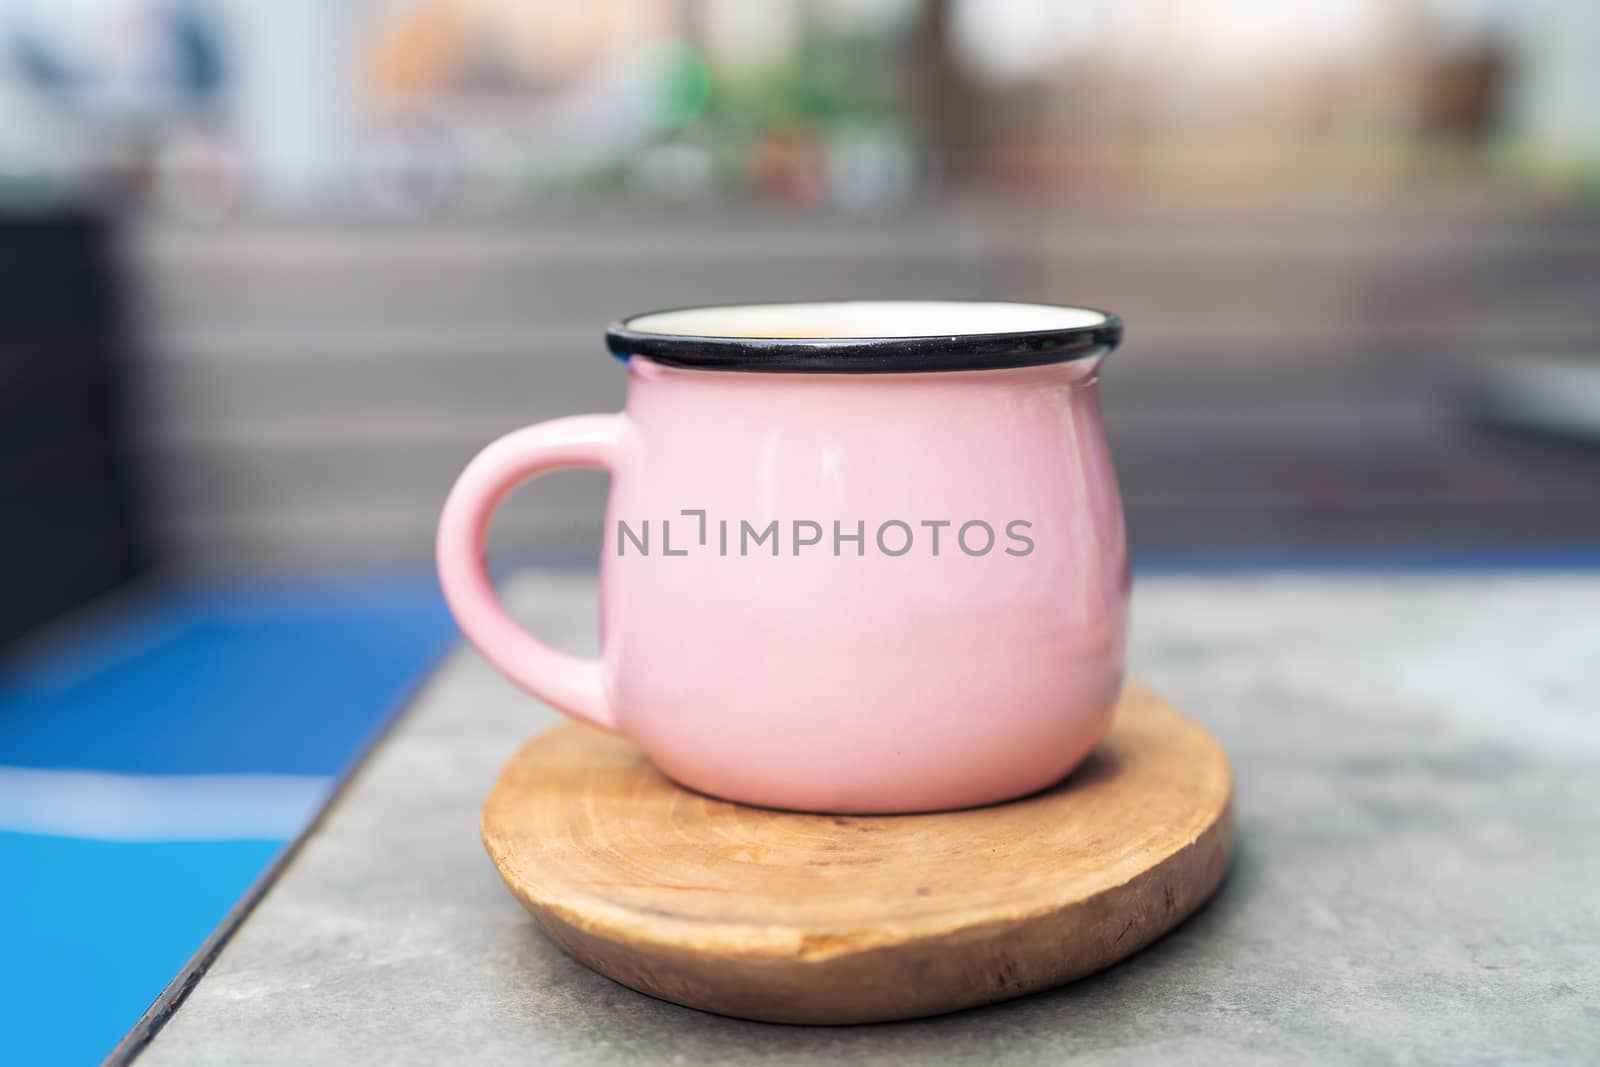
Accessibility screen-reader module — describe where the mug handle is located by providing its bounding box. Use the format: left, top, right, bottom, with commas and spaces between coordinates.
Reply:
436, 414, 622, 732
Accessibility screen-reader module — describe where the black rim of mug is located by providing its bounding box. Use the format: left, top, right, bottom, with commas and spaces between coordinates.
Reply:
605, 300, 1123, 374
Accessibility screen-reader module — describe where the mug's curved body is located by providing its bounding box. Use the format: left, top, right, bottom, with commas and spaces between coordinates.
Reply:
438, 301, 1129, 813
604, 359, 1127, 812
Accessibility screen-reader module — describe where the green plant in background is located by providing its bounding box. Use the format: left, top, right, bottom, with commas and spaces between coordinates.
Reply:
623, 39, 713, 131
706, 32, 901, 137
664, 27, 927, 206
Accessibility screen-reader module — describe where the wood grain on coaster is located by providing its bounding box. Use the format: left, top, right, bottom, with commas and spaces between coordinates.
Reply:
481, 681, 1234, 1024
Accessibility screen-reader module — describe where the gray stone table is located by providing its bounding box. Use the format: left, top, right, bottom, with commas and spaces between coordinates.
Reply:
138, 571, 1600, 1066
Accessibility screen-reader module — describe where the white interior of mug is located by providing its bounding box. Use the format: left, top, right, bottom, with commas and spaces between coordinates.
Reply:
622, 301, 1109, 341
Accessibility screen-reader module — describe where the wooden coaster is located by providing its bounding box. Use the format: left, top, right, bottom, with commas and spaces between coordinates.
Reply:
481, 681, 1234, 1025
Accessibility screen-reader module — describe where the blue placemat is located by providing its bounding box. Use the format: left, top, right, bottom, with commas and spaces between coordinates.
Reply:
0, 573, 456, 1067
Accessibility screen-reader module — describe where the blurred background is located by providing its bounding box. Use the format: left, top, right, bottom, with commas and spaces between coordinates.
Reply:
6, 0, 1600, 606
2, 1, 1599, 1063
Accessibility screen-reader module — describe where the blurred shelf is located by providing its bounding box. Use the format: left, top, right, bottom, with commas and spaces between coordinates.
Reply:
115, 206, 1600, 566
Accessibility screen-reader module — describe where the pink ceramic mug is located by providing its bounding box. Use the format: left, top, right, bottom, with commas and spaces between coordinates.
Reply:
438, 301, 1128, 813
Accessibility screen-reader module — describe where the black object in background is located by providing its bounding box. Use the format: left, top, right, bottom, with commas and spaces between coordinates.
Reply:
0, 214, 148, 650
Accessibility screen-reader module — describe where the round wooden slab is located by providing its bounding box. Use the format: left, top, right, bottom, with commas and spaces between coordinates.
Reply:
481, 681, 1234, 1025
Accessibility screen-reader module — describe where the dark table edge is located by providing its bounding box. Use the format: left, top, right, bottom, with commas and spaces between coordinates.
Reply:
1131, 546, 1600, 573
102, 637, 458, 1067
